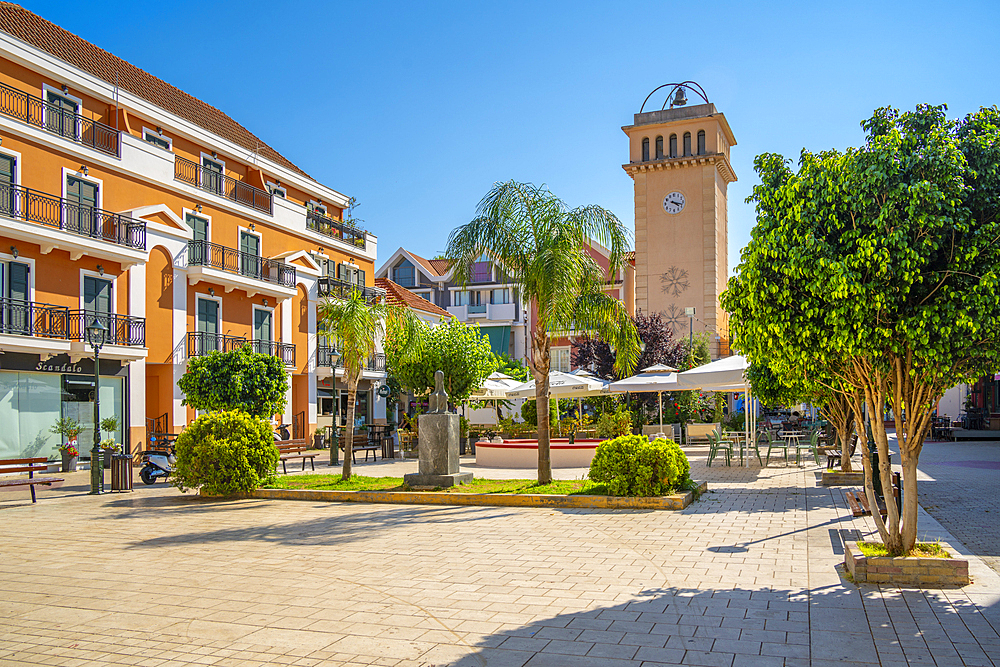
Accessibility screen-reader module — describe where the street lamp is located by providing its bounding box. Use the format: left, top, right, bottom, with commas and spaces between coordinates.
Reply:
328, 345, 341, 467
684, 307, 696, 350
87, 316, 108, 495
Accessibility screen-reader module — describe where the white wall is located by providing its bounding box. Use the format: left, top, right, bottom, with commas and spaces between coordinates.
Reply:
938, 384, 967, 420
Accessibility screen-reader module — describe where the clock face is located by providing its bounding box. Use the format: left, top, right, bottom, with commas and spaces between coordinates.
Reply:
663, 191, 686, 215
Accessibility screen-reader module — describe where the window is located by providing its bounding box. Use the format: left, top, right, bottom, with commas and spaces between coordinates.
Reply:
669, 134, 677, 158
641, 137, 649, 162
84, 275, 112, 318
552, 348, 571, 373
393, 259, 415, 287
683, 132, 692, 157
471, 260, 492, 282
655, 135, 663, 159
420, 293, 431, 301
239, 230, 262, 279
142, 128, 171, 151
266, 182, 286, 198
308, 201, 328, 216
491, 288, 510, 304
338, 262, 364, 286
0, 153, 15, 216
1, 260, 30, 334
65, 175, 98, 235
196, 297, 220, 352
44, 88, 80, 139
254, 308, 273, 345
697, 130, 706, 155
201, 155, 224, 194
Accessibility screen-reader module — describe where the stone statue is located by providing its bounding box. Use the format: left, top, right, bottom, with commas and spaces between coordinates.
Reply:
428, 370, 448, 413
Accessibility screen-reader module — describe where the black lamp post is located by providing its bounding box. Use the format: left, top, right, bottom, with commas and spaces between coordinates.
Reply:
87, 316, 108, 495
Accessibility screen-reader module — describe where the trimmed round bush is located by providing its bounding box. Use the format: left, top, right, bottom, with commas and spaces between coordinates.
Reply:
172, 410, 279, 495
588, 434, 691, 497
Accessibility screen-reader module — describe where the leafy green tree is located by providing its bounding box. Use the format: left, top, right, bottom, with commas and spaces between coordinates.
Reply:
319, 289, 422, 479
384, 318, 498, 403
724, 104, 1000, 554
178, 345, 288, 419
171, 410, 279, 495
446, 181, 641, 484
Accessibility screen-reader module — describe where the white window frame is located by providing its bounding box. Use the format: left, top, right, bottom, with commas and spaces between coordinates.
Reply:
194, 291, 223, 333
141, 126, 173, 152
199, 152, 226, 190
308, 200, 328, 216
61, 167, 104, 211
551, 347, 571, 373
0, 249, 36, 301
237, 225, 262, 255
181, 207, 211, 242
79, 268, 115, 314
266, 181, 286, 198
41, 84, 83, 140
251, 304, 275, 343
0, 146, 22, 188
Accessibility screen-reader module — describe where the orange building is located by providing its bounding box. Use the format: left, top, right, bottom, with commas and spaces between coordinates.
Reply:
0, 4, 384, 460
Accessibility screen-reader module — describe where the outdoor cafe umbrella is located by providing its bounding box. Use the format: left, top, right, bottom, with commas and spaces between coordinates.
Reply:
505, 370, 610, 426
674, 355, 755, 467
607, 363, 679, 437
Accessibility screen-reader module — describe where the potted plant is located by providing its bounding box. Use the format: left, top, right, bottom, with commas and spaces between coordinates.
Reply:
99, 416, 121, 468
50, 417, 83, 472
57, 442, 80, 472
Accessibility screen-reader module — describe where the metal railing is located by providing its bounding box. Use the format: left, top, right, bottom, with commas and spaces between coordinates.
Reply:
251, 339, 296, 366
0, 182, 146, 250
186, 331, 248, 357
317, 342, 386, 372
306, 211, 366, 249
0, 297, 69, 338
67, 311, 146, 347
0, 81, 120, 157
187, 240, 296, 287
318, 276, 383, 303
174, 155, 272, 214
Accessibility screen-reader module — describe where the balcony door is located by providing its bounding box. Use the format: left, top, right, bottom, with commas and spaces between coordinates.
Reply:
0, 154, 14, 217
66, 176, 98, 236
45, 90, 79, 140
240, 230, 262, 280
1, 261, 30, 334
196, 298, 219, 353
253, 308, 272, 355
201, 156, 224, 194
187, 213, 208, 265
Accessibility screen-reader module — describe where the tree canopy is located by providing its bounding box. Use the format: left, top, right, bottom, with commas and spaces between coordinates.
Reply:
572, 310, 684, 380
723, 104, 1000, 553
178, 345, 288, 419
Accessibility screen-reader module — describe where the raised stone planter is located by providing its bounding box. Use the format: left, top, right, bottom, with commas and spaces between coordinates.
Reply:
821, 471, 865, 485
844, 540, 969, 586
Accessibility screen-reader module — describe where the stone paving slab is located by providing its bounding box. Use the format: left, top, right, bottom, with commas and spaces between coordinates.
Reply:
0, 445, 998, 666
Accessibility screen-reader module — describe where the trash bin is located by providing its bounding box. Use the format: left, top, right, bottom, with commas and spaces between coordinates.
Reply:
110, 453, 133, 492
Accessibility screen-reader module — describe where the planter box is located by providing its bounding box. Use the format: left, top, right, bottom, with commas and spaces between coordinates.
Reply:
844, 541, 969, 586
821, 471, 865, 486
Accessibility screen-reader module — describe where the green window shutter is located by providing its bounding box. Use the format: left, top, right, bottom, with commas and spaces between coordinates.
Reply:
0, 154, 13, 186
254, 309, 272, 342
7, 262, 28, 302
356, 269, 365, 286
197, 299, 218, 334
186, 213, 207, 242
84, 276, 112, 315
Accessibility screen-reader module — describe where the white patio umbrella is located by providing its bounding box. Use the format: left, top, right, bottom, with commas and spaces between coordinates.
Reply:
505, 370, 609, 399
674, 355, 755, 467
607, 363, 679, 437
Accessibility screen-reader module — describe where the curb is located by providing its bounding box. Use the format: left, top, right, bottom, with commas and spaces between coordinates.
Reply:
236, 481, 708, 510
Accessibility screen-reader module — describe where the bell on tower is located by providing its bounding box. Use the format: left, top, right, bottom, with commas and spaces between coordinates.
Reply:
622, 82, 737, 359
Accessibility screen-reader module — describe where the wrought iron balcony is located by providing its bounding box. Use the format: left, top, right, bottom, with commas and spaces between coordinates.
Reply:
251, 339, 296, 366
67, 311, 146, 347
0, 81, 120, 157
0, 297, 69, 338
188, 240, 296, 287
0, 182, 146, 250
318, 276, 383, 304
306, 211, 366, 249
174, 155, 272, 214
186, 331, 248, 357
317, 341, 385, 372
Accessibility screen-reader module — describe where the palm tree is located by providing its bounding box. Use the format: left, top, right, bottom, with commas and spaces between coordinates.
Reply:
318, 288, 422, 480
446, 181, 641, 484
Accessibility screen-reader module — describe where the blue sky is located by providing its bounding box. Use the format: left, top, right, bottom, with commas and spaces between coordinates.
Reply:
24, 0, 1000, 274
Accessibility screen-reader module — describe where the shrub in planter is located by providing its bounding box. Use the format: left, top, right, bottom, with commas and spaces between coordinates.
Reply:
589, 434, 691, 497
172, 410, 279, 495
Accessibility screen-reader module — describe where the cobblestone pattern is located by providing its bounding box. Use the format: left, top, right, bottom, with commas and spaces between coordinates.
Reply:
0, 446, 997, 666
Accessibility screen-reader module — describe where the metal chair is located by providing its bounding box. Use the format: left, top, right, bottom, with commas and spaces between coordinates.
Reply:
706, 430, 732, 467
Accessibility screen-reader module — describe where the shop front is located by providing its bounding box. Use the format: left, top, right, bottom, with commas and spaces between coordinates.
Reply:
0, 352, 127, 461
317, 377, 373, 429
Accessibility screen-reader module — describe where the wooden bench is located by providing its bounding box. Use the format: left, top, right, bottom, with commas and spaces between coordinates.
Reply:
275, 439, 316, 474
845, 472, 902, 517
340, 432, 379, 463
685, 423, 721, 445
0, 458, 64, 503
824, 434, 858, 470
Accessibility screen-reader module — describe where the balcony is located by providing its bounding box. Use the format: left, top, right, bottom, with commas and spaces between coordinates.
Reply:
318, 276, 383, 304
174, 155, 272, 215
446, 302, 517, 322
306, 211, 366, 250
67, 311, 146, 347
317, 341, 386, 373
0, 301, 145, 360
251, 339, 296, 366
187, 240, 297, 300
186, 332, 248, 357
0, 81, 120, 157
0, 182, 146, 255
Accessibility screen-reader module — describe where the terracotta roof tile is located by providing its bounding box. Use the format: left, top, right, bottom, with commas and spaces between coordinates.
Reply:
0, 3, 313, 180
428, 258, 451, 275
375, 278, 452, 319
403, 250, 442, 277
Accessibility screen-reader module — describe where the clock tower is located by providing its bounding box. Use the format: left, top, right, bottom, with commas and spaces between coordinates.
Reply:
622, 83, 737, 357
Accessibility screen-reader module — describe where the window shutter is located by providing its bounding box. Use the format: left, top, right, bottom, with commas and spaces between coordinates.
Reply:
8, 263, 28, 302
356, 269, 365, 287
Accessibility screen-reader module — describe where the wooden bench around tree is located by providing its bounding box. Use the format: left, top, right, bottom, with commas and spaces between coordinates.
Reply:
339, 432, 379, 463
0, 458, 64, 503
275, 440, 316, 474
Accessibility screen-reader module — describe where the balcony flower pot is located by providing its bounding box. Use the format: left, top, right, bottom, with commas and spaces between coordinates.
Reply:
61, 453, 78, 473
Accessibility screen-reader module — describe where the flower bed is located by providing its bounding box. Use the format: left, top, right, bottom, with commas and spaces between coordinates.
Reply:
844, 540, 969, 586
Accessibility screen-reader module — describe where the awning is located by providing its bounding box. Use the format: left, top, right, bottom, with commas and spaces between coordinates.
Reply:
479, 325, 511, 356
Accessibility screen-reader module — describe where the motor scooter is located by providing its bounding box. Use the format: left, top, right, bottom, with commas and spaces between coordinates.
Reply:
139, 439, 175, 485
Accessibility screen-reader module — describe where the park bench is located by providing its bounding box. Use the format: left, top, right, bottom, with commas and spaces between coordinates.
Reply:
824, 434, 858, 470
340, 432, 379, 463
0, 458, 64, 503
844, 472, 902, 517
685, 423, 721, 445
275, 439, 316, 474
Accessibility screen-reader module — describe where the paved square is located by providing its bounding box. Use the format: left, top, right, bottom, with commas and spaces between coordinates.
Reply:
1, 444, 998, 666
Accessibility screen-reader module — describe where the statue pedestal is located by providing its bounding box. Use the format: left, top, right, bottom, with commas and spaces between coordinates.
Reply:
404, 413, 473, 487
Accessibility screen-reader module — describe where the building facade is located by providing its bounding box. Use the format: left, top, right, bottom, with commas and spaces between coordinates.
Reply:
0, 4, 385, 460
621, 97, 737, 358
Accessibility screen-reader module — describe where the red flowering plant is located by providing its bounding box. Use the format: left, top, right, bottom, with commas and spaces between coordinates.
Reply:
58, 442, 79, 458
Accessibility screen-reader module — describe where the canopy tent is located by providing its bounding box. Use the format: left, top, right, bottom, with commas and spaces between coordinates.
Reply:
607, 364, 679, 436
674, 355, 755, 467
505, 370, 609, 399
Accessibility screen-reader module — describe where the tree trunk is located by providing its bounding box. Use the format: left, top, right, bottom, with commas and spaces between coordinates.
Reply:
342, 373, 359, 481
863, 380, 903, 555
822, 394, 853, 473
848, 389, 890, 544
532, 329, 552, 485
